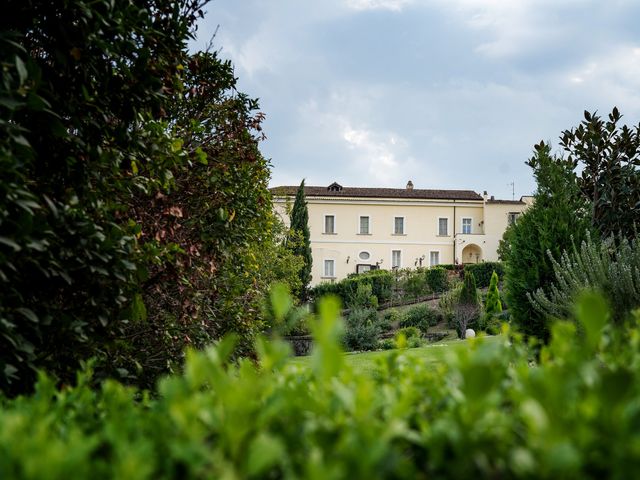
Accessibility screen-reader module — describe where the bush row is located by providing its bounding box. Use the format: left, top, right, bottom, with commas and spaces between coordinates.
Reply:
311, 270, 393, 306
463, 262, 504, 288
1, 294, 638, 478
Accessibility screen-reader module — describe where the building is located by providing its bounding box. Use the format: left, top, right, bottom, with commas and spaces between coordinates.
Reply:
272, 181, 532, 286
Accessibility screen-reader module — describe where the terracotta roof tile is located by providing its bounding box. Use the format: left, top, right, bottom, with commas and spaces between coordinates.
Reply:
270, 185, 483, 201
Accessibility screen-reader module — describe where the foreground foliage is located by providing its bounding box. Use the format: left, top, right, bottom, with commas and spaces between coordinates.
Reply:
2, 292, 639, 478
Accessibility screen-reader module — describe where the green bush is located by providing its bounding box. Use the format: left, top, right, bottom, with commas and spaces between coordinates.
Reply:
483, 271, 503, 328
425, 267, 449, 293
1, 293, 638, 478
405, 271, 428, 298
530, 233, 640, 324
378, 338, 396, 350
464, 262, 504, 288
310, 270, 393, 307
399, 304, 440, 333
459, 271, 480, 306
343, 307, 379, 351
395, 326, 421, 340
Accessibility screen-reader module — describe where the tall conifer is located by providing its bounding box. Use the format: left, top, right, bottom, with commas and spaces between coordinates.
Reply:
289, 180, 312, 299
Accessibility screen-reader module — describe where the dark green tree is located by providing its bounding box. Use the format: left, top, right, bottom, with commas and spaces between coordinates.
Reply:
502, 143, 593, 340
288, 180, 312, 299
559, 108, 640, 239
459, 271, 479, 306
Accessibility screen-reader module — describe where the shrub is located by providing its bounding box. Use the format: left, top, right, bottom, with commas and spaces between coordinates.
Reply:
399, 304, 440, 333
483, 271, 503, 328
343, 307, 379, 351
347, 283, 378, 309
405, 271, 428, 298
1, 293, 638, 478
529, 233, 640, 324
310, 270, 393, 307
379, 338, 396, 350
464, 262, 504, 288
395, 326, 421, 340
459, 271, 480, 306
407, 336, 424, 348
425, 267, 449, 293
439, 283, 463, 327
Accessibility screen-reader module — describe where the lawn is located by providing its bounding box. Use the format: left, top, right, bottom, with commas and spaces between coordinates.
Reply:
289, 335, 501, 375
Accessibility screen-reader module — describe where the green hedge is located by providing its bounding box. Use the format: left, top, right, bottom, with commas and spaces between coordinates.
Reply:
1, 293, 639, 478
464, 262, 504, 288
311, 270, 393, 306
425, 267, 449, 293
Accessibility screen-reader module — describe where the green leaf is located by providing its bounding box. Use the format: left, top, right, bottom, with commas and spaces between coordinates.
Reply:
15, 55, 27, 84
574, 291, 607, 350
246, 433, 285, 476
16, 308, 38, 323
0, 236, 21, 252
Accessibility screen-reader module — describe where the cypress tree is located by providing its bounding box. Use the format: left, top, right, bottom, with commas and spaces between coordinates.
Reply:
459, 271, 479, 306
289, 180, 312, 299
484, 271, 502, 318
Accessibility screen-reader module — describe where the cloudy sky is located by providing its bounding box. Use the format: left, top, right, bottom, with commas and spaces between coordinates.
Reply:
193, 0, 640, 199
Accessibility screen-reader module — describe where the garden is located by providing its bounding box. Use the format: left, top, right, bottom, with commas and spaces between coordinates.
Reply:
3, 1, 640, 478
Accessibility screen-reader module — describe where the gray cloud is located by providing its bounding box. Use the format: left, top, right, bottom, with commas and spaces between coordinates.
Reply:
193, 0, 640, 199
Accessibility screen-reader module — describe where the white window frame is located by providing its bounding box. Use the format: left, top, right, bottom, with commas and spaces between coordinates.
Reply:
438, 217, 449, 236
507, 212, 519, 225
462, 217, 473, 235
323, 259, 336, 278
323, 214, 336, 234
391, 249, 402, 269
429, 250, 440, 267
358, 215, 371, 235
393, 216, 405, 235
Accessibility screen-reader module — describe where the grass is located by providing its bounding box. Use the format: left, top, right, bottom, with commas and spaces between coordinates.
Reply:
290, 335, 501, 375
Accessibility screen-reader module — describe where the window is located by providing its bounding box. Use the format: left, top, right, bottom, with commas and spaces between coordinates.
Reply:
438, 218, 448, 236
323, 259, 335, 277
324, 215, 335, 234
392, 250, 401, 269
462, 218, 472, 234
508, 212, 519, 225
394, 217, 404, 235
356, 264, 372, 274
359, 251, 370, 261
430, 251, 440, 266
359, 216, 370, 234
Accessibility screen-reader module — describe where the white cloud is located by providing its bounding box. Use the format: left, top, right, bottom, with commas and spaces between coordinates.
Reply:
346, 0, 413, 12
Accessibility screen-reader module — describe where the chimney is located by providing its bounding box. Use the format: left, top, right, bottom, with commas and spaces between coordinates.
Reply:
490, 195, 495, 201
406, 180, 414, 190
483, 190, 488, 202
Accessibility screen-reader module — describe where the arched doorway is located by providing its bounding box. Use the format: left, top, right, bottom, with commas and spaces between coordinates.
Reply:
461, 243, 482, 264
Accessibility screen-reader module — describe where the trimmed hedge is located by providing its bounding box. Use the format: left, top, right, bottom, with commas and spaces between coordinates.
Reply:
425, 267, 449, 293
464, 262, 504, 288
1, 293, 639, 478
311, 270, 393, 306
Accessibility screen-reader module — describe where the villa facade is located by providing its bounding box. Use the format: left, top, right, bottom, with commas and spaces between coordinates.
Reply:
272, 181, 532, 286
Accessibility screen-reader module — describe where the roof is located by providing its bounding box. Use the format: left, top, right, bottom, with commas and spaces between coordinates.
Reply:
270, 184, 483, 201
486, 199, 526, 205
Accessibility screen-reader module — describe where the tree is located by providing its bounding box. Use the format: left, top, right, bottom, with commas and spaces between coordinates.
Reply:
484, 271, 502, 321
0, 0, 209, 394
459, 271, 479, 306
502, 143, 593, 340
288, 180, 312, 299
559, 108, 640, 239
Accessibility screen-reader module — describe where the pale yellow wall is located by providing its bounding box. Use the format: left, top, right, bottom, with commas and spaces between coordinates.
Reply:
273, 195, 531, 286
482, 201, 530, 262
